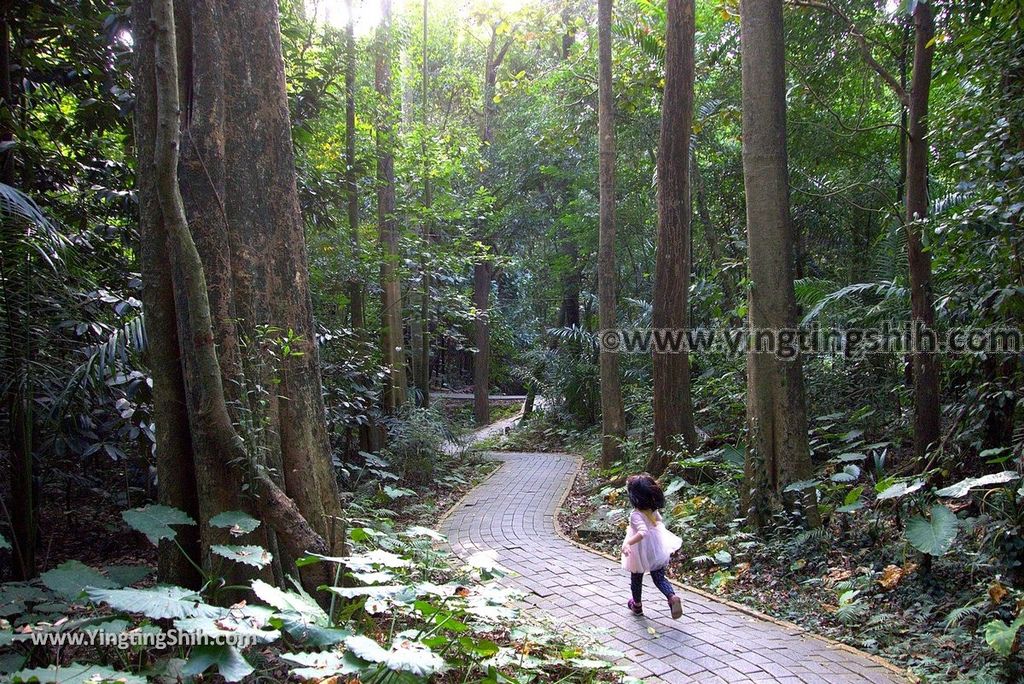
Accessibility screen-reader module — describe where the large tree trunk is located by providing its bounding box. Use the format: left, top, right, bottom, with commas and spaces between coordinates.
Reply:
136, 0, 341, 597
376, 0, 407, 412
647, 0, 699, 476
739, 0, 817, 528
597, 0, 625, 467
905, 1, 940, 463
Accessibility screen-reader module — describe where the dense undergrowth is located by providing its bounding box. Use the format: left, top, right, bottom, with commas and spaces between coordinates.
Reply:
486, 406, 1024, 683
0, 404, 626, 683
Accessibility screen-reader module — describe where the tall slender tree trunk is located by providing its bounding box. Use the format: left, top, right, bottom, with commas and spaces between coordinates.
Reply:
905, 1, 940, 463
693, 156, 737, 320
472, 26, 510, 426
647, 0, 699, 476
472, 259, 491, 425
376, 0, 407, 412
417, 0, 431, 407
597, 0, 625, 467
739, 0, 817, 528
345, 0, 363, 330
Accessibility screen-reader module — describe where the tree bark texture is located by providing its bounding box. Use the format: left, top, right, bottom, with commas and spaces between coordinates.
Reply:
739, 0, 817, 527
597, 0, 626, 467
647, 0, 699, 476
136, 0, 341, 595
905, 1, 940, 463
376, 0, 408, 413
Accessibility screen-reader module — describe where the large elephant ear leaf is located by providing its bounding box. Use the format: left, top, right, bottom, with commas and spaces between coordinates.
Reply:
984, 615, 1024, 657
12, 662, 147, 683
212, 544, 273, 569
935, 471, 1019, 498
905, 504, 959, 556
209, 510, 261, 536
87, 586, 224, 620
122, 505, 196, 545
41, 560, 117, 599
181, 645, 254, 683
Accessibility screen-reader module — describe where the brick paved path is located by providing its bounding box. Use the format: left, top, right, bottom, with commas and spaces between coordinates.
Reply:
442, 451, 906, 683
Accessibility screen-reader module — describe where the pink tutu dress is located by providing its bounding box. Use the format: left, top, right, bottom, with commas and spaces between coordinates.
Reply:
621, 509, 682, 573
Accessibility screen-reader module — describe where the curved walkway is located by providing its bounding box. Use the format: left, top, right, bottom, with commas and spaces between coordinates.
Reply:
442, 451, 906, 683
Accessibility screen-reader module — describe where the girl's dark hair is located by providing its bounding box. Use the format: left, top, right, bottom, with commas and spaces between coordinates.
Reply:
626, 473, 666, 511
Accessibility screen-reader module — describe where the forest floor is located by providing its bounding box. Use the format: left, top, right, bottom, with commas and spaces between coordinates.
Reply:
14, 400, 516, 583
558, 454, 1019, 684
481, 411, 1024, 684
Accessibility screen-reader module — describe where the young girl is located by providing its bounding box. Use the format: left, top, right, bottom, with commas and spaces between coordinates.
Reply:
621, 473, 683, 618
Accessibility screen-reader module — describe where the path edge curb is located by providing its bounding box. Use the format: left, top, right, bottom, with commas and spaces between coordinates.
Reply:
549, 454, 917, 683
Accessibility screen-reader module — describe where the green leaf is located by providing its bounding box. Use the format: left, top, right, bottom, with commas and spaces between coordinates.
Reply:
211, 544, 272, 569
935, 471, 1019, 498
41, 560, 116, 599
0, 533, 10, 551
401, 526, 445, 541
984, 615, 1024, 657
276, 614, 351, 647
905, 505, 959, 556
174, 615, 279, 644
102, 565, 152, 587
836, 452, 867, 462
344, 634, 446, 677
209, 510, 261, 536
88, 585, 224, 620
122, 505, 195, 545
281, 651, 364, 680
875, 480, 924, 501
252, 579, 328, 623
343, 549, 410, 571
181, 645, 253, 683
831, 465, 861, 483
382, 485, 415, 499
783, 479, 820, 493
12, 662, 146, 683
459, 637, 500, 657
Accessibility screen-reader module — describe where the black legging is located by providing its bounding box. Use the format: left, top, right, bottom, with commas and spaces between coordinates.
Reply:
630, 566, 675, 603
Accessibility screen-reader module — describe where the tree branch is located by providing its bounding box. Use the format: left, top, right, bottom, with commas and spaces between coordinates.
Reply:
787, 0, 909, 107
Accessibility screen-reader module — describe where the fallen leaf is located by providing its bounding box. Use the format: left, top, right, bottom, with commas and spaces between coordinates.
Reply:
990, 581, 1009, 605
878, 562, 918, 590
824, 567, 852, 588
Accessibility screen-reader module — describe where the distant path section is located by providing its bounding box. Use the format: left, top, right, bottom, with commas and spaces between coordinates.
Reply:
431, 391, 528, 401
441, 447, 907, 683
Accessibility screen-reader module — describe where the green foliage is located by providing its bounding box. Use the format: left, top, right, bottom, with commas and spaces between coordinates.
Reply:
905, 505, 960, 557
985, 615, 1024, 657
120, 505, 196, 545
208, 510, 262, 536
12, 662, 147, 684
210, 545, 273, 569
